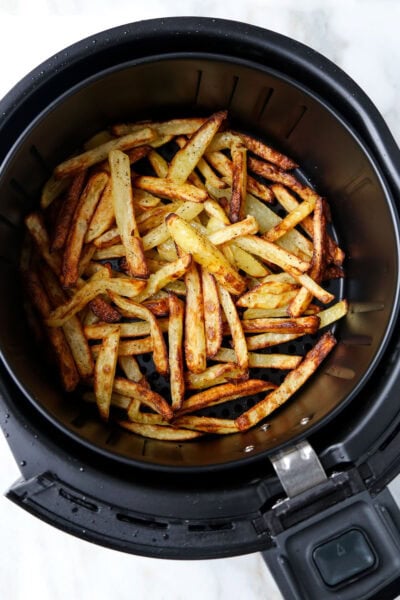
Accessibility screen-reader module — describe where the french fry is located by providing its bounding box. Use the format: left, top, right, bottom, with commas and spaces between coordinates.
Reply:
133, 254, 192, 303
230, 144, 247, 222
264, 195, 316, 242
54, 127, 155, 178
229, 244, 270, 277
166, 213, 246, 295
240, 315, 320, 334
148, 149, 169, 178
109, 149, 149, 279
40, 174, 71, 209
246, 331, 305, 350
177, 379, 276, 416
92, 227, 120, 249
117, 420, 203, 440
212, 348, 302, 370
113, 377, 173, 420
168, 110, 227, 183
173, 415, 239, 435
234, 235, 310, 273
92, 337, 153, 357
112, 117, 207, 138
135, 176, 208, 203
208, 215, 258, 245
93, 244, 126, 259
168, 294, 185, 410
237, 288, 299, 310
85, 319, 168, 339
51, 171, 87, 251
25, 212, 61, 275
218, 283, 248, 370
118, 356, 148, 385
85, 180, 115, 243
318, 300, 348, 329
185, 363, 246, 390
142, 201, 204, 250
242, 306, 320, 319
201, 269, 223, 358
94, 326, 120, 420
82, 390, 131, 410
236, 132, 298, 170
184, 263, 207, 373
62, 172, 108, 287
236, 332, 337, 430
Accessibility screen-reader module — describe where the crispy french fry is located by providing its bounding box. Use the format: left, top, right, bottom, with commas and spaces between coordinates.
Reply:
173, 415, 239, 435
246, 331, 305, 350
113, 377, 173, 420
184, 263, 207, 373
51, 171, 87, 251
212, 348, 302, 370
92, 227, 120, 249
264, 195, 316, 242
185, 363, 246, 390
54, 127, 155, 178
177, 379, 276, 416
318, 300, 348, 329
229, 244, 270, 277
85, 180, 115, 243
236, 132, 298, 170
25, 212, 61, 275
201, 269, 223, 358
242, 305, 320, 319
109, 149, 149, 279
234, 235, 309, 274
92, 337, 153, 357
166, 213, 246, 295
94, 326, 120, 420
118, 356, 147, 385
85, 319, 168, 339
240, 315, 320, 334
112, 117, 206, 138
168, 294, 185, 410
236, 332, 337, 430
218, 283, 248, 370
237, 281, 299, 309
208, 215, 258, 245
230, 144, 247, 223
40, 175, 71, 209
133, 254, 192, 303
148, 149, 169, 178
142, 201, 204, 250
117, 420, 203, 440
135, 176, 208, 203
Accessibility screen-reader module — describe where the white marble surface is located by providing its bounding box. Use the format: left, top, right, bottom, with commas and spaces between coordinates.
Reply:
0, 2, 399, 599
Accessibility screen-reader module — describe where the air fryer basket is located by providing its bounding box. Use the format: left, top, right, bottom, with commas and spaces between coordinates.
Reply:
0, 50, 398, 470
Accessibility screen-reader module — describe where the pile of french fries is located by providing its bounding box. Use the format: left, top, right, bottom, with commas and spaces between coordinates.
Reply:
21, 110, 348, 441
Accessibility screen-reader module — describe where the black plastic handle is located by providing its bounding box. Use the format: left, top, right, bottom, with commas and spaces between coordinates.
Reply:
262, 485, 400, 600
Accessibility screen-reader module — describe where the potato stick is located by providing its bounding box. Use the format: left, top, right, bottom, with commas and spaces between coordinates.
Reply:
142, 201, 204, 250
318, 300, 348, 329
82, 390, 131, 410
168, 110, 227, 183
95, 337, 153, 356
137, 203, 179, 229
92, 244, 125, 259
204, 199, 230, 225
133, 254, 192, 303
157, 238, 178, 262
134, 189, 161, 209
94, 326, 120, 421
164, 280, 186, 295
185, 363, 246, 390
229, 244, 270, 277
143, 296, 170, 316
26, 269, 79, 391
62, 172, 108, 287
184, 263, 207, 373
208, 215, 258, 245
166, 213, 246, 295
51, 171, 87, 251
108, 293, 168, 376
177, 379, 276, 416
118, 356, 147, 385
112, 377, 173, 420
236, 332, 337, 430
40, 174, 71, 209
85, 180, 115, 243
92, 227, 120, 248
235, 132, 298, 170
85, 319, 168, 339
218, 283, 248, 370
168, 294, 185, 410
234, 235, 309, 274
40, 265, 94, 378
246, 331, 305, 351
109, 149, 149, 279
243, 305, 320, 319
201, 269, 223, 358
148, 149, 169, 178
25, 212, 62, 275
84, 130, 114, 150
46, 276, 146, 326
230, 144, 247, 223
286, 270, 334, 304
197, 157, 228, 189
54, 128, 155, 178
173, 415, 239, 435
240, 315, 320, 334
236, 282, 299, 308
213, 348, 302, 370
112, 117, 207, 138
117, 420, 203, 440
264, 196, 316, 242
89, 296, 121, 323
207, 131, 242, 152
135, 176, 208, 203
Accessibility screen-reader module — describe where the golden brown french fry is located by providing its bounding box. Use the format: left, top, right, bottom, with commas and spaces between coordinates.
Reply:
148, 149, 169, 178
26, 269, 79, 391
234, 235, 309, 273
185, 363, 246, 390
85, 319, 168, 339
94, 326, 120, 421
113, 377, 173, 420
40, 175, 71, 209
184, 263, 207, 373
318, 300, 348, 329
246, 331, 305, 350
229, 244, 270, 277
51, 171, 87, 251
177, 379, 276, 416
82, 390, 131, 410
134, 189, 161, 209
108, 293, 169, 376
133, 254, 192, 303
168, 110, 227, 183
142, 201, 204, 250
112, 117, 206, 138
117, 420, 203, 440
242, 306, 320, 319
93, 337, 153, 356
135, 176, 208, 203
92, 227, 120, 248
25, 212, 61, 275
264, 195, 316, 242
236, 332, 337, 430
118, 356, 147, 385
168, 294, 185, 410
208, 215, 258, 245
84, 130, 114, 150
173, 415, 239, 435
212, 348, 302, 370
218, 283, 248, 370
201, 269, 223, 358
143, 296, 170, 316
109, 149, 149, 279
93, 244, 126, 259
54, 128, 155, 178
237, 288, 299, 310
62, 172, 108, 287
40, 264, 94, 378
230, 144, 247, 223
85, 180, 115, 243
197, 157, 228, 189
240, 315, 320, 334
166, 213, 246, 295
236, 132, 298, 170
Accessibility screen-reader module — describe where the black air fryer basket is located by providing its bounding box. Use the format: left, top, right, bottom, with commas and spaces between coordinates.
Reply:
1, 17, 400, 600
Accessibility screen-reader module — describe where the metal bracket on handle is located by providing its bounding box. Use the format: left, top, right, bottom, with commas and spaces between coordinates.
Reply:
270, 440, 327, 498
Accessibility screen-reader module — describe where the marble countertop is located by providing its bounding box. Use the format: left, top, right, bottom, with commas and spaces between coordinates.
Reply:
0, 2, 399, 599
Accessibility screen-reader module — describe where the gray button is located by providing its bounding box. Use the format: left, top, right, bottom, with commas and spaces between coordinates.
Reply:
313, 529, 376, 587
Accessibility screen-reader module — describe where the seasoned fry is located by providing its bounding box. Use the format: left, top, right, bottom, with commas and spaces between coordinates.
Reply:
236, 132, 298, 170
94, 326, 120, 420
318, 300, 349, 329
51, 171, 87, 251
201, 269, 223, 358
213, 348, 302, 370
109, 149, 149, 279
148, 149, 169, 178
264, 195, 316, 242
142, 201, 204, 250
135, 176, 208, 203
85, 180, 115, 243
218, 283, 248, 370
112, 117, 207, 138
246, 331, 305, 350
118, 356, 147, 385
240, 315, 320, 334
85, 319, 168, 339
234, 235, 310, 273
40, 175, 71, 209
54, 127, 155, 178
25, 212, 61, 275
173, 415, 239, 435
186, 363, 246, 390
168, 294, 185, 410
133, 254, 192, 303
208, 215, 258, 245
184, 263, 207, 373
113, 377, 173, 421
236, 332, 337, 430
230, 144, 247, 222
117, 420, 203, 440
